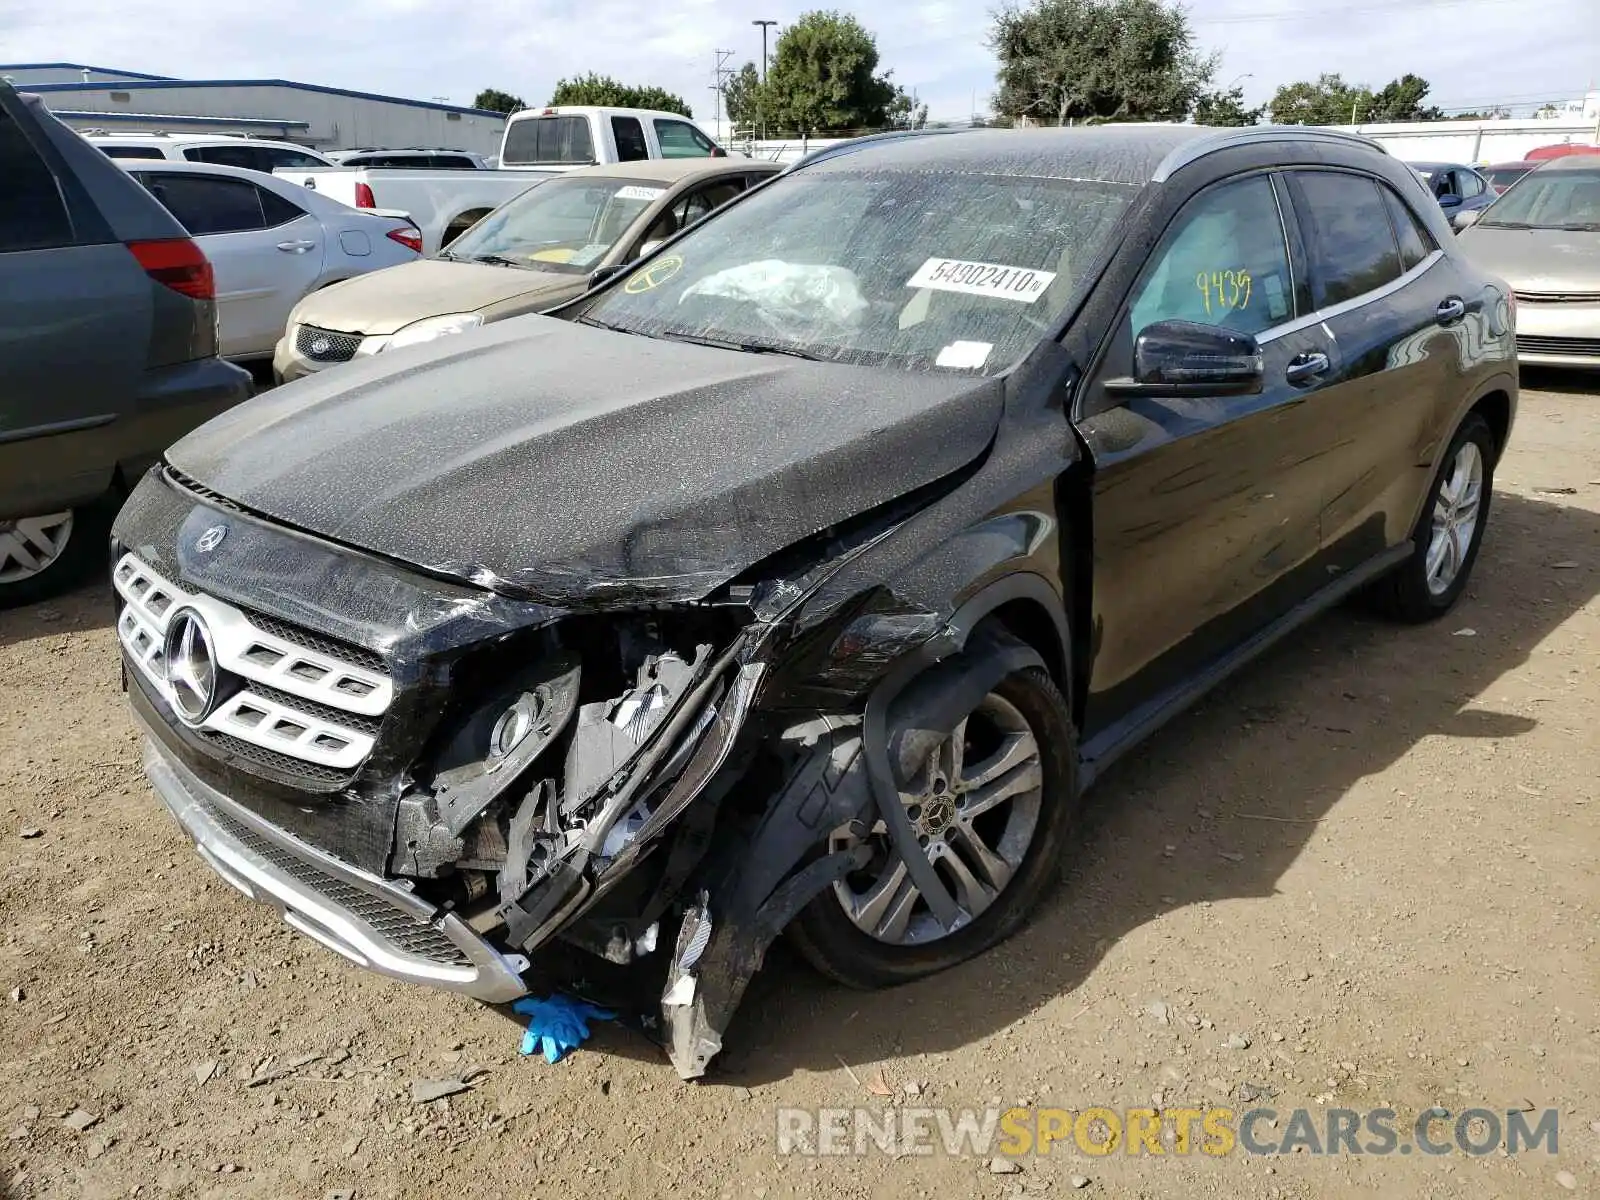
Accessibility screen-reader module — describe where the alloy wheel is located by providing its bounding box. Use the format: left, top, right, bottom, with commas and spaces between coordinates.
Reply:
1425, 441, 1483, 596
830, 692, 1045, 945
0, 512, 74, 586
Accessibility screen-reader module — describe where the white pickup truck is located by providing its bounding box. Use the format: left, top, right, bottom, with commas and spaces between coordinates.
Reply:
270, 165, 553, 256
272, 107, 728, 256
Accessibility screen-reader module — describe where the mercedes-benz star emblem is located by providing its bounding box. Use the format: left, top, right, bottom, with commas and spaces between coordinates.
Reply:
163, 609, 219, 725
309, 337, 331, 356
195, 525, 228, 553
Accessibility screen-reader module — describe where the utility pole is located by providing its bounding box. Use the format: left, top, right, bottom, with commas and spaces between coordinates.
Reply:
711, 48, 735, 142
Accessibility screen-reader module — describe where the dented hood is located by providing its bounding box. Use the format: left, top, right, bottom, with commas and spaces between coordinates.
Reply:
166, 317, 1003, 605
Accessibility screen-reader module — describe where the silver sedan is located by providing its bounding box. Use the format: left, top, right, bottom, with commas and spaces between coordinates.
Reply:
112, 158, 423, 362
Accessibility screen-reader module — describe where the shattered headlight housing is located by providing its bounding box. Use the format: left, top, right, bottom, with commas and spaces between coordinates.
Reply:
386, 312, 484, 350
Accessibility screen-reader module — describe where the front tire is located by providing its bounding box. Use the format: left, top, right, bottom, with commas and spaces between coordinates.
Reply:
788, 665, 1079, 990
1369, 412, 1496, 623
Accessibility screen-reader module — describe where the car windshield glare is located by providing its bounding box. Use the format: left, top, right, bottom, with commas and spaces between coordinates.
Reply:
1480, 167, 1600, 229
586, 169, 1138, 373
444, 176, 667, 273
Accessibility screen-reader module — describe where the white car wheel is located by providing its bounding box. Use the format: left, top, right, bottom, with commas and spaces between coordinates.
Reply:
0, 511, 75, 585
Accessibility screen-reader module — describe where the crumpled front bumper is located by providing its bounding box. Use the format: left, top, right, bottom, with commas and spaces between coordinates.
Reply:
141, 736, 530, 1004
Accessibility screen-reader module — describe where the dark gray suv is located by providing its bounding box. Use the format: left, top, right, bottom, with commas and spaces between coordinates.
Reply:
0, 83, 251, 607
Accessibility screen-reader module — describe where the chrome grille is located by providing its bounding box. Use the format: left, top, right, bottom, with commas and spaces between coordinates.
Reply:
1517, 334, 1600, 357
1513, 291, 1600, 305
115, 554, 392, 773
295, 324, 363, 363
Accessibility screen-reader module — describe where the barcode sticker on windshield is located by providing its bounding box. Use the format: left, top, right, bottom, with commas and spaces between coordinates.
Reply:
615, 186, 666, 202
907, 258, 1057, 304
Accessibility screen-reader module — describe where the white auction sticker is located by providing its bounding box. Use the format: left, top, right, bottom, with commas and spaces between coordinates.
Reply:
935, 340, 993, 369
615, 185, 666, 202
907, 257, 1057, 304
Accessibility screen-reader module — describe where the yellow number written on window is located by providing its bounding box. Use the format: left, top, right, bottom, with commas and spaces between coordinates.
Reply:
1195, 269, 1253, 316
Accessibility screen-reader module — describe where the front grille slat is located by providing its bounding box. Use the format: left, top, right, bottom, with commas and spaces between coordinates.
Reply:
115, 554, 393, 786
295, 324, 363, 364
1513, 291, 1600, 305
1517, 334, 1600, 357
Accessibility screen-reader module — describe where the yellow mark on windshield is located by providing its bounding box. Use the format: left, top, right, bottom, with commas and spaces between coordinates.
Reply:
1196, 269, 1253, 316
625, 254, 684, 294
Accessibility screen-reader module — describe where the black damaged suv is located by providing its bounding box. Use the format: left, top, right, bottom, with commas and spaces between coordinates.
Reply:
112, 125, 1516, 1077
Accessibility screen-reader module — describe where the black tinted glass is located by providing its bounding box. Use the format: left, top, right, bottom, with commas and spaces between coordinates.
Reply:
1379, 185, 1432, 271
1295, 172, 1403, 307
142, 173, 266, 234
0, 106, 73, 251
612, 116, 649, 162
259, 186, 305, 227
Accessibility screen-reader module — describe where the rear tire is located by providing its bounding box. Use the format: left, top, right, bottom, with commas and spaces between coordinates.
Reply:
788, 666, 1079, 991
1367, 413, 1495, 623
0, 496, 113, 610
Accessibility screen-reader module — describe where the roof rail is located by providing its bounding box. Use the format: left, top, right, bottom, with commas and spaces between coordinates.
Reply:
1152, 124, 1389, 182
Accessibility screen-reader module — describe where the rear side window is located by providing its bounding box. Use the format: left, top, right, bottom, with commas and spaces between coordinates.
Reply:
99, 144, 166, 160
1293, 172, 1402, 308
261, 147, 327, 170
1379, 186, 1435, 272
184, 144, 268, 172
612, 116, 649, 162
653, 119, 716, 159
1128, 174, 1296, 337
502, 116, 595, 165
430, 155, 478, 169
139, 173, 266, 235
258, 187, 305, 227
0, 106, 74, 251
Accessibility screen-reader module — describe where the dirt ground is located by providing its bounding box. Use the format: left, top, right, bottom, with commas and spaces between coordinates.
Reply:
2, 374, 1596, 1200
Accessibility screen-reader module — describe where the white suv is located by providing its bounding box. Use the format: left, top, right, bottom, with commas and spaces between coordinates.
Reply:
327, 148, 491, 170
83, 133, 334, 174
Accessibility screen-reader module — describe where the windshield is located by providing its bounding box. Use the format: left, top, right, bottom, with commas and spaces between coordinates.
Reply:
584, 169, 1136, 374
445, 176, 667, 273
1480, 167, 1600, 229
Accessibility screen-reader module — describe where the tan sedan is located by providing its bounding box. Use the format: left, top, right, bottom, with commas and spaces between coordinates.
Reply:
272, 158, 780, 381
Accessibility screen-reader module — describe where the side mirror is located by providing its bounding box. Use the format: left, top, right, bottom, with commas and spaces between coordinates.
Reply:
1105, 320, 1264, 399
1452, 209, 1482, 231
587, 263, 625, 289
1437, 193, 1463, 209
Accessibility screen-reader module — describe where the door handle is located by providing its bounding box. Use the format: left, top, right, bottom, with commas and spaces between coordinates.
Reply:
277, 240, 317, 253
1285, 351, 1330, 384
1436, 297, 1466, 325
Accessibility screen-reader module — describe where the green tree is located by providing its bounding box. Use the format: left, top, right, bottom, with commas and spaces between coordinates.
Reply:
990, 0, 1217, 125
1368, 73, 1444, 121
1269, 73, 1371, 124
473, 88, 526, 115
722, 62, 764, 129
1193, 84, 1263, 127
549, 73, 692, 118
761, 10, 909, 134
1269, 72, 1444, 125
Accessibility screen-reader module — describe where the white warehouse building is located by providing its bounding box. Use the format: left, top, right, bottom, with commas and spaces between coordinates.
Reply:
4, 63, 507, 155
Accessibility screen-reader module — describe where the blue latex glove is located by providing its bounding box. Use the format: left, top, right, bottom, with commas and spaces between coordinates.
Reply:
511, 994, 617, 1064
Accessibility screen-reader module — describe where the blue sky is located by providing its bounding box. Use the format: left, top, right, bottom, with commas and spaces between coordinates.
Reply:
3, 0, 1597, 130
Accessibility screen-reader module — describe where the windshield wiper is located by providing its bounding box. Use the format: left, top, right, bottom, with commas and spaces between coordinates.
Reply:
435, 249, 459, 261
654, 330, 822, 360
1479, 220, 1531, 229
472, 254, 522, 268
1551, 222, 1600, 231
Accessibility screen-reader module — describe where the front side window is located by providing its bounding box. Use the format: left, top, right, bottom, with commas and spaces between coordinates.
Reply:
586, 168, 1137, 374
1459, 170, 1486, 198
612, 117, 649, 162
444, 175, 666, 271
654, 119, 716, 159
1479, 165, 1600, 230
501, 116, 595, 166
261, 147, 327, 170
0, 105, 73, 251
1127, 174, 1295, 338
138, 173, 266, 235
1293, 171, 1403, 307
431, 155, 479, 170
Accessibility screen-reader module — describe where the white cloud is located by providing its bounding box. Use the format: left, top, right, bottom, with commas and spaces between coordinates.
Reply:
2, 0, 1596, 126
